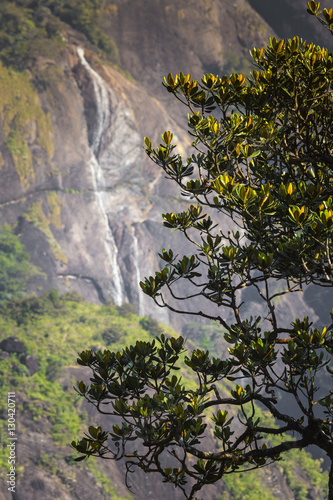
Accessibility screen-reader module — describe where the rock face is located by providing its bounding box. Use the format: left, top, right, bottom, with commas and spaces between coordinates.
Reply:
104, 0, 273, 92
248, 0, 333, 45
0, 0, 329, 332
0, 41, 184, 324
0, 0, 277, 328
0, 2, 331, 499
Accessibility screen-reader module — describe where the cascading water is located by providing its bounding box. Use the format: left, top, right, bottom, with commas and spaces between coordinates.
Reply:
131, 226, 144, 316
77, 47, 124, 306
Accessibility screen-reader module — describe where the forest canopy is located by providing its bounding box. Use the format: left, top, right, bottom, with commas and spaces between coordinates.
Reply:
0, 0, 118, 69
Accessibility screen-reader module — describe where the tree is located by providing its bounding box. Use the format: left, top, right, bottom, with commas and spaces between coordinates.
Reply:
0, 224, 43, 307
72, 3, 333, 499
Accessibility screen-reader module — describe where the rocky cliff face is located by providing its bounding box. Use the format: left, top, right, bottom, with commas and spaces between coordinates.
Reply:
248, 0, 333, 46
0, 0, 277, 328
0, 0, 329, 328
0, 1, 332, 499
0, 40, 182, 324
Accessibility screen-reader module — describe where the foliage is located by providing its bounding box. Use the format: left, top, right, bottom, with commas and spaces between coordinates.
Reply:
222, 50, 253, 77
139, 316, 164, 336
0, 1, 65, 69
72, 3, 333, 500
23, 193, 67, 263
307, 0, 333, 34
0, 225, 43, 307
50, 0, 118, 57
3, 288, 64, 324
0, 291, 164, 495
101, 324, 124, 345
117, 302, 137, 318
0, 61, 54, 184
86, 460, 133, 500
0, 0, 118, 70
0, 288, 324, 497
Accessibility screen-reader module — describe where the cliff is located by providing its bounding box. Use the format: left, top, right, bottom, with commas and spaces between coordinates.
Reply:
0, 1, 331, 498
0, 0, 330, 328
0, 0, 277, 327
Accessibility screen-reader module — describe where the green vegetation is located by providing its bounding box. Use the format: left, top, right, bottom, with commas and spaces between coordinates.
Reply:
221, 470, 277, 500
0, 224, 43, 306
0, 1, 65, 69
0, 61, 53, 185
86, 460, 132, 500
0, 0, 118, 70
72, 3, 333, 499
0, 292, 159, 495
0, 291, 327, 499
139, 316, 164, 336
0, 0, 123, 184
23, 193, 67, 263
51, 0, 118, 57
0, 291, 167, 446
222, 50, 253, 77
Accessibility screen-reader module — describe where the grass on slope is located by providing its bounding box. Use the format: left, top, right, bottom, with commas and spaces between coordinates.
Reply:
0, 291, 328, 499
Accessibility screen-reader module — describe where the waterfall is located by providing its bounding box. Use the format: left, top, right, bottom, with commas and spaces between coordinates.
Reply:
77, 47, 124, 306
131, 226, 144, 316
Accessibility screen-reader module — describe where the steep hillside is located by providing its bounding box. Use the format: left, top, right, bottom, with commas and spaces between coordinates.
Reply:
102, 0, 273, 95
0, 0, 274, 328
0, 2, 330, 328
0, 2, 332, 496
0, 292, 328, 499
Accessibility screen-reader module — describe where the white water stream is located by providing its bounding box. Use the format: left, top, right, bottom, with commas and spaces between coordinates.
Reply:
77, 47, 124, 306
131, 227, 144, 316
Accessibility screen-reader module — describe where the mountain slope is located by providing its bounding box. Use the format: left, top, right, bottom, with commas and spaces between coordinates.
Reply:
0, 0, 275, 327
0, 292, 328, 500
0, 3, 332, 496
0, 1, 330, 328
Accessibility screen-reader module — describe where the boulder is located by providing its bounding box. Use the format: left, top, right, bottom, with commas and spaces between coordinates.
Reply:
0, 337, 26, 354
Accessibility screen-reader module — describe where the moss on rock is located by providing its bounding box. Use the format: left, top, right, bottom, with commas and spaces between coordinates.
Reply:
0, 62, 53, 186
24, 193, 67, 263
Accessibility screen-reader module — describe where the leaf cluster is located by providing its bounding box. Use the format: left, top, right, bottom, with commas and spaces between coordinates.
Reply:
0, 290, 326, 498
72, 316, 333, 498
307, 1, 333, 34
143, 35, 333, 315
74, 7, 333, 500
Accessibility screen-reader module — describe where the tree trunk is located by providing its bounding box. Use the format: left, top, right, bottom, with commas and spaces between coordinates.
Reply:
329, 459, 333, 500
